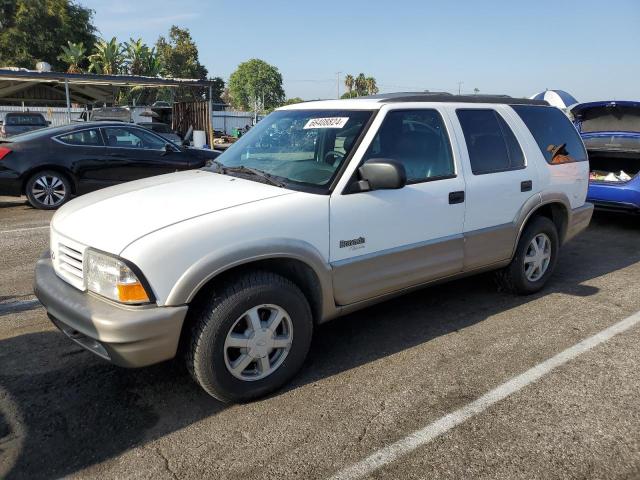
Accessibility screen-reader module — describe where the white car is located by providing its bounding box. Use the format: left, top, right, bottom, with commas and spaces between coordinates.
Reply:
35, 93, 593, 402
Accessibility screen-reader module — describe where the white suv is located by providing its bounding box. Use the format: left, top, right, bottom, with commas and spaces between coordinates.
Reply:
35, 93, 593, 402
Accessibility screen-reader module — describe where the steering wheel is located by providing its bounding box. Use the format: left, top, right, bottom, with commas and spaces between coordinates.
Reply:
324, 150, 345, 167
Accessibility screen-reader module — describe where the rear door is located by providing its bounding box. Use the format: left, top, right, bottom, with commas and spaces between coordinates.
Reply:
448, 106, 539, 270
101, 126, 193, 182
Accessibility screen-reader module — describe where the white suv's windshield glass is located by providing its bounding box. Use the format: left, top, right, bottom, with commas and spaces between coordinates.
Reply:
213, 109, 373, 188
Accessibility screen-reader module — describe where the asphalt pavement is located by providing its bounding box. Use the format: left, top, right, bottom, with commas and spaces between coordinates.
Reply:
1, 195, 639, 480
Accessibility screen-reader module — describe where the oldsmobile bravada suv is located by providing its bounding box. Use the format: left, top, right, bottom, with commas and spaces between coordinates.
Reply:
35, 93, 593, 402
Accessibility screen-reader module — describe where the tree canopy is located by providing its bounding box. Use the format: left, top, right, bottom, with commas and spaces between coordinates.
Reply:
342, 72, 378, 97
0, 0, 97, 71
228, 58, 285, 112
155, 26, 208, 80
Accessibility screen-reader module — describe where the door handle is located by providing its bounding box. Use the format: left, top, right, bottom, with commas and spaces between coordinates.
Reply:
448, 191, 465, 204
521, 180, 533, 192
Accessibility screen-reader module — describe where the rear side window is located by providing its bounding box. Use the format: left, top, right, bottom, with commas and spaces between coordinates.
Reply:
511, 105, 587, 164
456, 109, 525, 175
57, 129, 103, 146
6, 114, 47, 126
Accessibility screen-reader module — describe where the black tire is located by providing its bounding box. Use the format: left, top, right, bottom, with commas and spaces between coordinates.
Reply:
186, 271, 313, 403
25, 170, 72, 210
497, 216, 559, 295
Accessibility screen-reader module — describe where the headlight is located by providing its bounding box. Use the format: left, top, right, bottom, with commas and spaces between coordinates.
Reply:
85, 249, 152, 304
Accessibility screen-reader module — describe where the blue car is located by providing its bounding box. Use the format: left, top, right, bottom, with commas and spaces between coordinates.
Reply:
572, 101, 640, 213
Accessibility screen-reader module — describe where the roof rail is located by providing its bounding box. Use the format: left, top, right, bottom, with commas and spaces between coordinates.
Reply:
357, 92, 549, 106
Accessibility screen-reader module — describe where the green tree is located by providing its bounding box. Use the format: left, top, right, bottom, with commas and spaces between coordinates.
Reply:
354, 73, 367, 96
228, 58, 285, 112
365, 76, 378, 95
0, 0, 97, 71
57, 41, 86, 73
155, 26, 208, 79
344, 74, 354, 95
123, 38, 147, 76
283, 97, 304, 105
88, 37, 123, 75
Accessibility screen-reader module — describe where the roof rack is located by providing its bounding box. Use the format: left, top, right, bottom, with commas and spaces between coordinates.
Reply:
357, 92, 548, 106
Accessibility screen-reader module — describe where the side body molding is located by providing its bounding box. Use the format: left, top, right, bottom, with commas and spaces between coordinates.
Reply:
165, 238, 337, 321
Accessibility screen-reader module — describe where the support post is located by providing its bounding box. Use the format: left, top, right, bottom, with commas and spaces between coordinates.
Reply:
208, 85, 214, 148
64, 79, 71, 124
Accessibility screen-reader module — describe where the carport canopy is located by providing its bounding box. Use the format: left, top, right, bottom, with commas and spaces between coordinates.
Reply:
0, 68, 215, 106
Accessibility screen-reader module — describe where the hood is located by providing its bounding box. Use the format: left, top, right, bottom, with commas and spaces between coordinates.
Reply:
52, 170, 294, 254
572, 101, 640, 134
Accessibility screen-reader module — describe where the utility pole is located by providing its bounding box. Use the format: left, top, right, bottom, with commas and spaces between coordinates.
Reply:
457, 81, 463, 95
336, 71, 342, 99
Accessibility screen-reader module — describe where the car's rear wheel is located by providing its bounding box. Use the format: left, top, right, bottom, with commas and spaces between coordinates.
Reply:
25, 170, 72, 209
186, 271, 313, 403
497, 216, 559, 294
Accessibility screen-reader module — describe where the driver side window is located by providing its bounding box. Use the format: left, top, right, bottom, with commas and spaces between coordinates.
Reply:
103, 127, 166, 150
363, 109, 455, 183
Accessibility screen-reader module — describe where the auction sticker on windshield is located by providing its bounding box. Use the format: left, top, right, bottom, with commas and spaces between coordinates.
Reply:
304, 117, 350, 129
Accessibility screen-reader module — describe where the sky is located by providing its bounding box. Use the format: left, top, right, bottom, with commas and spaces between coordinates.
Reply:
79, 0, 639, 103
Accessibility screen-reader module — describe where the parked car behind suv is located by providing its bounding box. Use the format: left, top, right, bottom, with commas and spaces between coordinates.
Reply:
34, 94, 593, 402
0, 121, 221, 209
0, 112, 49, 138
138, 122, 182, 144
571, 100, 640, 213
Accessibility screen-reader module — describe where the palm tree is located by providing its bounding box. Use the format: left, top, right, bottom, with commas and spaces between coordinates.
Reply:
474, 88, 480, 95
365, 77, 379, 95
88, 37, 123, 75
344, 74, 354, 96
355, 73, 367, 96
57, 41, 86, 73
123, 38, 148, 76
144, 47, 162, 77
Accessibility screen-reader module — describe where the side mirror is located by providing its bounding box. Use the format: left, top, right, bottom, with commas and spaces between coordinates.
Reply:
353, 159, 406, 192
161, 143, 174, 155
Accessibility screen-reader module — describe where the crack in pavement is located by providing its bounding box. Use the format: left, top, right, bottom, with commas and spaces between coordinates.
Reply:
155, 446, 180, 480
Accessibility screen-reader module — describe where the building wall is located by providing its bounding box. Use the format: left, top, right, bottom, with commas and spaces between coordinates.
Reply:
212, 111, 262, 135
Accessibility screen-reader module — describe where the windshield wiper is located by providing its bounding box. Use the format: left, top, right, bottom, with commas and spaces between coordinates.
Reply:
209, 161, 285, 188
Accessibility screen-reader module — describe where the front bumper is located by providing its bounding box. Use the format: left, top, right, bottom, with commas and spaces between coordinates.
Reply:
34, 253, 188, 367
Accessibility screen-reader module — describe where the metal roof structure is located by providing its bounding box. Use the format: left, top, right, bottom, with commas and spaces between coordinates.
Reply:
0, 68, 215, 105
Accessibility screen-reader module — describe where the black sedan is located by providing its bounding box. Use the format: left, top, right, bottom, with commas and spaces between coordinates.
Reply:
0, 122, 221, 209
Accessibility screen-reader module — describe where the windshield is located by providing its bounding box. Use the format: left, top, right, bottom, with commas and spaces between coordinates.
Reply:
5, 114, 46, 126
211, 109, 373, 189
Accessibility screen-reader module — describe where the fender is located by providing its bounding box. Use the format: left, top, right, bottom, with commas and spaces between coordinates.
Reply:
511, 191, 572, 257
165, 238, 338, 322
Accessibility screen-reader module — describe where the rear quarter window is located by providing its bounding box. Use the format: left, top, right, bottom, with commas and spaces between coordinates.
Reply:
511, 105, 587, 165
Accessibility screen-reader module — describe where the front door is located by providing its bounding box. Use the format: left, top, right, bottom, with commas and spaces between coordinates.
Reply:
101, 126, 192, 182
329, 108, 466, 305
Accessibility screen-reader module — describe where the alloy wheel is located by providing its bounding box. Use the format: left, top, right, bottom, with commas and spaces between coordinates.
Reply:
31, 174, 66, 207
523, 233, 552, 282
223, 304, 293, 381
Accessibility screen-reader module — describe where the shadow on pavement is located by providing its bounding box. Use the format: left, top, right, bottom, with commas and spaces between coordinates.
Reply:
1, 212, 638, 479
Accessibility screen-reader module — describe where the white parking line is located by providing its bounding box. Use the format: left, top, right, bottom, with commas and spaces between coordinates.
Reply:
330, 310, 640, 480
0, 225, 49, 235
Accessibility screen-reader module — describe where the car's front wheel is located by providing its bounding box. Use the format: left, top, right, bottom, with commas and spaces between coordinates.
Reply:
497, 216, 559, 294
186, 271, 313, 403
25, 170, 72, 209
